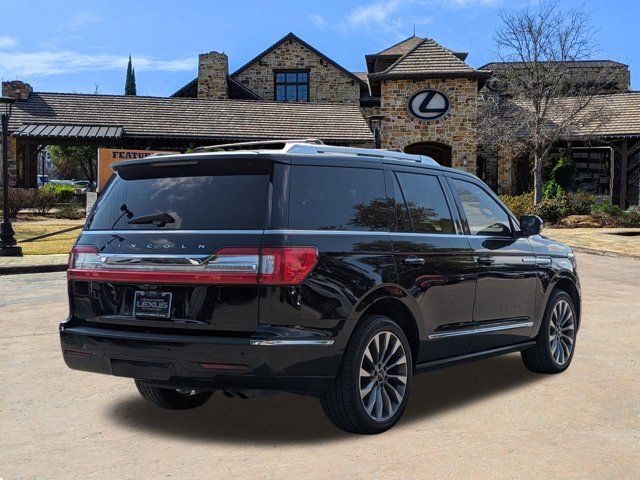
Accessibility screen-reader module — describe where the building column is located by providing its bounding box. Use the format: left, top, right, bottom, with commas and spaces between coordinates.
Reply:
497, 145, 515, 195
612, 139, 640, 208
0, 135, 18, 187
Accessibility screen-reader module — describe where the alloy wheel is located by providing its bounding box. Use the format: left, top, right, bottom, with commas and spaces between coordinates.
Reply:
549, 299, 575, 365
359, 331, 408, 422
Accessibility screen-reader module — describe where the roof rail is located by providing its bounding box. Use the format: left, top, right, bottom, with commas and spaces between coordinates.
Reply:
191, 140, 438, 166
193, 138, 324, 153
285, 143, 438, 165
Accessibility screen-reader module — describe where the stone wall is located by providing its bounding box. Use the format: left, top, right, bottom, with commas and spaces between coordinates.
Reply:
0, 136, 18, 187
2, 80, 32, 100
361, 105, 381, 120
233, 38, 360, 104
379, 77, 478, 172
197, 52, 228, 100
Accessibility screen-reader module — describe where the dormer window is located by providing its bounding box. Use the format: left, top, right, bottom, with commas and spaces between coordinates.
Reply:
275, 70, 309, 102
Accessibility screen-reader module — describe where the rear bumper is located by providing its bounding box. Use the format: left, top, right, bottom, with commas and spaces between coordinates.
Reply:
60, 324, 342, 393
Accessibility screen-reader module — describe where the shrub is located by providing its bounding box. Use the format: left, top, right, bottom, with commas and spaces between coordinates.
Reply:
532, 198, 567, 224
53, 200, 85, 219
551, 156, 575, 190
500, 192, 534, 218
42, 183, 76, 203
501, 191, 596, 225
622, 210, 640, 227
565, 192, 596, 216
32, 188, 58, 215
591, 202, 622, 217
542, 179, 565, 199
0, 188, 34, 218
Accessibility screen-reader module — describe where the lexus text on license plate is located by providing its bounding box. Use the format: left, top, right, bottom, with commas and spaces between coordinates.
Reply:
133, 291, 172, 319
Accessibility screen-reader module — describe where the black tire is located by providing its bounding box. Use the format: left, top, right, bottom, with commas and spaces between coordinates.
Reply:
522, 290, 577, 374
321, 315, 413, 434
135, 380, 213, 410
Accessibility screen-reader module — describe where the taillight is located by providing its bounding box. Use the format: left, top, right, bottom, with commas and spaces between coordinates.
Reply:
68, 245, 101, 270
67, 245, 318, 286
260, 247, 318, 285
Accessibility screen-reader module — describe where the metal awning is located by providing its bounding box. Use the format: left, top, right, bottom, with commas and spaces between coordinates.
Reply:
13, 124, 124, 139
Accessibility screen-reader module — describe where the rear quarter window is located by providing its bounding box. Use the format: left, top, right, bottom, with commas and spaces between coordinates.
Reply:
289, 166, 387, 231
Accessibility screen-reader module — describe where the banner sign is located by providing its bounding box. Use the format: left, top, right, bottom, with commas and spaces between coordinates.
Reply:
97, 148, 178, 191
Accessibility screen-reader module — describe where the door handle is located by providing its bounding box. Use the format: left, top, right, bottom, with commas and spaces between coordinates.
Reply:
477, 255, 495, 265
402, 256, 426, 266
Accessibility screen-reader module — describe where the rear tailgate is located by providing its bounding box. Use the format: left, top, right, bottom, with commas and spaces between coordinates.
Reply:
68, 156, 272, 335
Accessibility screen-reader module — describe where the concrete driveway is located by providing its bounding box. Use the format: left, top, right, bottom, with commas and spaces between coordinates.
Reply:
1, 253, 638, 479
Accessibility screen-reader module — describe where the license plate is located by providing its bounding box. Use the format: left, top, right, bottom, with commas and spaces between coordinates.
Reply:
133, 291, 172, 319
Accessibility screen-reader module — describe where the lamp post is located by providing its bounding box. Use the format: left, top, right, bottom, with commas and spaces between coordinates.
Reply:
0, 95, 21, 256
368, 115, 385, 149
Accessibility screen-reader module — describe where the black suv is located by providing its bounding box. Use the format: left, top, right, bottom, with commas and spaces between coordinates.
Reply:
60, 141, 580, 434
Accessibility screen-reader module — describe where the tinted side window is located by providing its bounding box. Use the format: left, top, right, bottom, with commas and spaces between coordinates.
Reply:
451, 179, 511, 236
289, 166, 387, 231
394, 172, 455, 234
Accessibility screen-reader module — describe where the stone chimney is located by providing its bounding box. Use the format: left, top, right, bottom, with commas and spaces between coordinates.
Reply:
2, 80, 32, 100
197, 52, 228, 100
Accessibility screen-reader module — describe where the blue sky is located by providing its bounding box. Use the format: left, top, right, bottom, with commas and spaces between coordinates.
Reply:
1, 0, 638, 96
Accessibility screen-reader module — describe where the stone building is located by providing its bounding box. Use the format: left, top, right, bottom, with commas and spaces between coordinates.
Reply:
2, 32, 639, 205
477, 60, 639, 207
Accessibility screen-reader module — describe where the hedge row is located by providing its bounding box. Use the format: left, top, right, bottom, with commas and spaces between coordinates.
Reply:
0, 186, 84, 218
500, 192, 640, 227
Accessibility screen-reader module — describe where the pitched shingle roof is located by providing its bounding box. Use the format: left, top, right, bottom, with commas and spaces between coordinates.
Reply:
352, 72, 369, 83
372, 36, 424, 56
558, 92, 640, 137
499, 92, 640, 138
372, 38, 488, 78
8, 92, 374, 143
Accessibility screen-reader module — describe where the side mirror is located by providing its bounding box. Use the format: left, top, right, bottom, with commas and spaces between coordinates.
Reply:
520, 215, 543, 236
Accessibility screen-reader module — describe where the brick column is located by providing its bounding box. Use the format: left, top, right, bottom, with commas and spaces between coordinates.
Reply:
0, 136, 18, 187
197, 52, 229, 100
497, 145, 515, 195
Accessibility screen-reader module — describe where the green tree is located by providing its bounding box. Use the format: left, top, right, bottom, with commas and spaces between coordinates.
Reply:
125, 54, 137, 96
49, 146, 97, 184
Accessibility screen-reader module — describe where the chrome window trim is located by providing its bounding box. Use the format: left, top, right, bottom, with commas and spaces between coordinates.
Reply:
428, 321, 534, 340
82, 230, 265, 235
249, 339, 335, 346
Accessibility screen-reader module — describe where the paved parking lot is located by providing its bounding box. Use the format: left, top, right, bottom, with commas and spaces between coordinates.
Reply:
1, 253, 638, 479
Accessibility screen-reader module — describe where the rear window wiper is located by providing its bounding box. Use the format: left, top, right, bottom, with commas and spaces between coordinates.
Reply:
127, 212, 175, 227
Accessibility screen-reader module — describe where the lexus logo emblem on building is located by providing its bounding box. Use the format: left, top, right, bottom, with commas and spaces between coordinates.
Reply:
408, 89, 450, 120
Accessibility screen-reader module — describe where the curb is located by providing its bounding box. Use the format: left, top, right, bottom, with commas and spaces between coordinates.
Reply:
568, 246, 640, 261
0, 264, 68, 276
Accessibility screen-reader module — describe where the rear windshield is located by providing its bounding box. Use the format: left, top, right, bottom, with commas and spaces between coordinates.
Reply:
87, 168, 270, 231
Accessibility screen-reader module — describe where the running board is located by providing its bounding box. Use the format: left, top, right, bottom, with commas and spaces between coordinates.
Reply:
415, 341, 537, 374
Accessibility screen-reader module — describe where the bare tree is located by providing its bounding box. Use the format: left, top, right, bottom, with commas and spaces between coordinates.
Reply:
479, 0, 615, 204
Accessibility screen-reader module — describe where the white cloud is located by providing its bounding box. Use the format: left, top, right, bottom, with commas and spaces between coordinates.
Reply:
0, 36, 18, 49
309, 13, 326, 29
339, 0, 501, 39
0, 50, 195, 77
345, 0, 403, 29
55, 11, 101, 32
